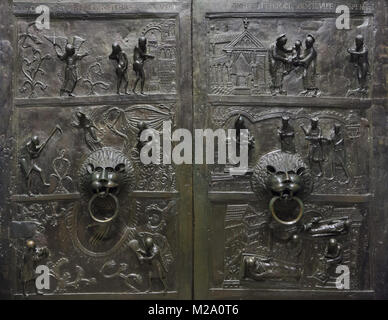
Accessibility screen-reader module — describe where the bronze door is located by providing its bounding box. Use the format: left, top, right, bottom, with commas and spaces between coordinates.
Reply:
1, 0, 388, 300
193, 0, 388, 299
0, 0, 192, 299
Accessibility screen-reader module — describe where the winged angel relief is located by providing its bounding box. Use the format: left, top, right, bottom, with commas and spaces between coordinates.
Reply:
44, 34, 88, 96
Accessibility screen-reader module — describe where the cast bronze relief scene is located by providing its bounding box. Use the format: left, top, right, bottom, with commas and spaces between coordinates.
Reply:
17, 19, 176, 98
208, 17, 371, 97
12, 102, 178, 295
1, 0, 386, 301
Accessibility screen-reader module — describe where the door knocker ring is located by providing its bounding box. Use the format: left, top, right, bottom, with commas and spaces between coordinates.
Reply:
88, 193, 119, 223
269, 196, 304, 226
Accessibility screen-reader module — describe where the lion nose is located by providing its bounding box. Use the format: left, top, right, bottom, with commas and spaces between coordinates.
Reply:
99, 169, 110, 184
106, 181, 118, 189
99, 179, 109, 186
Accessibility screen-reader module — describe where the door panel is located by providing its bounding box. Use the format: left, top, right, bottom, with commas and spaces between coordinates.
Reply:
0, 0, 192, 299
1, 0, 388, 300
193, 0, 388, 299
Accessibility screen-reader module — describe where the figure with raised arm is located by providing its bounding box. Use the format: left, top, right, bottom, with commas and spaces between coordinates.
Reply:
53, 41, 88, 96
20, 125, 63, 194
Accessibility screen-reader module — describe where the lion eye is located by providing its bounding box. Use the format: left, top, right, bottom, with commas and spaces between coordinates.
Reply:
115, 163, 126, 173
86, 163, 95, 174
106, 167, 114, 173
276, 171, 285, 176
297, 167, 306, 175
266, 165, 276, 174
95, 167, 103, 173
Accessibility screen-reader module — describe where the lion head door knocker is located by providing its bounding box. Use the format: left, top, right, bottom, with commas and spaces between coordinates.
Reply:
251, 151, 313, 228
78, 147, 135, 248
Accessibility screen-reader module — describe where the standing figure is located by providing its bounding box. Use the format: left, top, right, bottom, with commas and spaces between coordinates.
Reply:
347, 34, 369, 97
132, 37, 154, 95
20, 240, 50, 296
295, 34, 320, 97
71, 110, 102, 151
268, 34, 293, 96
109, 43, 129, 95
234, 115, 255, 155
329, 124, 350, 183
301, 118, 325, 177
19, 125, 62, 194
54, 43, 88, 96
138, 237, 168, 292
278, 116, 295, 153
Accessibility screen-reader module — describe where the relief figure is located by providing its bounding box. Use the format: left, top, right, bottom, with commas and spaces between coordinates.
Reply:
268, 34, 293, 96
20, 125, 63, 194
53, 40, 88, 96
278, 116, 295, 153
109, 42, 129, 95
312, 238, 343, 284
243, 255, 302, 281
328, 123, 350, 183
301, 118, 325, 177
71, 110, 102, 152
347, 34, 369, 97
133, 37, 155, 95
294, 34, 321, 97
19, 240, 50, 296
132, 237, 168, 292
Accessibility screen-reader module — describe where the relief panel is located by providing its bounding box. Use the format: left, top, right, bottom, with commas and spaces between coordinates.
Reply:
17, 18, 177, 98
206, 16, 373, 97
15, 103, 177, 196
209, 106, 370, 194
10, 197, 179, 295
12, 102, 180, 296
207, 104, 371, 292
217, 203, 368, 290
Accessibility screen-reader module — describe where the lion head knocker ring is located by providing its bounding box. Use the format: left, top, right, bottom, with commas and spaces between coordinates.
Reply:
251, 151, 313, 226
79, 147, 135, 224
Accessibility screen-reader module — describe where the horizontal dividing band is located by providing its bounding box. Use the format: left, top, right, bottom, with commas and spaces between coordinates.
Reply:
15, 94, 177, 108
208, 95, 374, 109
11, 193, 81, 202
11, 191, 180, 202
205, 12, 374, 19
13, 3, 185, 18
208, 191, 373, 204
130, 191, 180, 199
